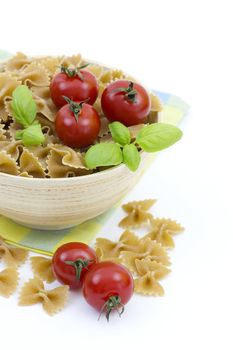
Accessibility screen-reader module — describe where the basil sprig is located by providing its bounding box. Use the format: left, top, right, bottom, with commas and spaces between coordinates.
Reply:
12, 85, 45, 146
85, 121, 183, 172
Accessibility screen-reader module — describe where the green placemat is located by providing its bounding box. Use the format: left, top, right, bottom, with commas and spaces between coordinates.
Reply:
0, 50, 189, 255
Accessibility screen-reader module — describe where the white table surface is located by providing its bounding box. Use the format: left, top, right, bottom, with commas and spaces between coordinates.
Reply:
0, 1, 232, 349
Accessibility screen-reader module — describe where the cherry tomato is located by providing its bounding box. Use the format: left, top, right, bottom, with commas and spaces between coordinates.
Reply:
50, 65, 98, 108
101, 80, 151, 126
55, 99, 101, 148
52, 242, 98, 289
82, 261, 134, 321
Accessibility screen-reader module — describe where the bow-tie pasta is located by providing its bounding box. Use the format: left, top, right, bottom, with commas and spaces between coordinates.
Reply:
19, 277, 69, 315
0, 267, 19, 297
30, 256, 55, 283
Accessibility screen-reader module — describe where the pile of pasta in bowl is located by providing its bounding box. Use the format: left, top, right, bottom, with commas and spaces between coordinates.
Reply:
0, 53, 182, 179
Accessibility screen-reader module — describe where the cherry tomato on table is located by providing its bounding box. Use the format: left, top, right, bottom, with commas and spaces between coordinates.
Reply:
55, 98, 101, 148
82, 261, 134, 321
50, 65, 98, 108
52, 242, 98, 289
101, 80, 151, 126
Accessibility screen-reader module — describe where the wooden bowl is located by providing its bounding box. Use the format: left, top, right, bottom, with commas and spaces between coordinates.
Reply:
0, 53, 160, 230
0, 153, 154, 230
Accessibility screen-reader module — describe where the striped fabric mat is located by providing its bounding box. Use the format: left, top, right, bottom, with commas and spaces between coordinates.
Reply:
0, 50, 189, 255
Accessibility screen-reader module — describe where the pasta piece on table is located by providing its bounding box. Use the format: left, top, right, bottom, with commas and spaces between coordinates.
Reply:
19, 277, 69, 316
30, 256, 55, 283
121, 237, 170, 273
95, 230, 140, 259
0, 237, 29, 266
119, 199, 156, 228
134, 272, 165, 296
144, 218, 185, 248
95, 247, 123, 264
134, 245, 170, 297
0, 267, 19, 297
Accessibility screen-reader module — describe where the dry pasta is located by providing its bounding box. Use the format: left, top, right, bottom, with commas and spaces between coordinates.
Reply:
0, 151, 19, 175
0, 237, 29, 266
121, 238, 170, 273
18, 277, 69, 315
0, 73, 21, 122
19, 148, 46, 178
5, 52, 32, 72
0, 53, 162, 178
119, 199, 156, 228
144, 218, 184, 248
0, 267, 19, 297
95, 230, 140, 259
30, 256, 55, 283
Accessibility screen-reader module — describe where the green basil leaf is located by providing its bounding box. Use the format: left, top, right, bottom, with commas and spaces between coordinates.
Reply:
11, 85, 37, 128
136, 123, 183, 152
122, 144, 140, 171
16, 123, 45, 147
109, 122, 131, 146
85, 143, 123, 169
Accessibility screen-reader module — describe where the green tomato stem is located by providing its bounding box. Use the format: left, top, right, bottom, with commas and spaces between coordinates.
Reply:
65, 258, 93, 280
60, 63, 90, 81
98, 295, 125, 322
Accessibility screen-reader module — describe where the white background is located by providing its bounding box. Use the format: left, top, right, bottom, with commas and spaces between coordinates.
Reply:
0, 1, 232, 349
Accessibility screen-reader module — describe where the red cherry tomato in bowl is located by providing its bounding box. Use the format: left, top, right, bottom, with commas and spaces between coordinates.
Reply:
55, 99, 101, 148
82, 261, 134, 321
50, 65, 98, 108
52, 242, 98, 289
101, 80, 151, 126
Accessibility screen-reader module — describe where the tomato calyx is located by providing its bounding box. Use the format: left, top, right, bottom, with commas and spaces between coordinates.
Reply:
60, 63, 89, 80
63, 96, 88, 121
98, 295, 125, 322
112, 81, 138, 103
65, 258, 93, 280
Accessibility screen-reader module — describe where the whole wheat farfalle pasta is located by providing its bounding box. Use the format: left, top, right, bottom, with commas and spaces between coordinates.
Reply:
144, 218, 185, 248
0, 140, 23, 160
5, 52, 32, 72
46, 147, 91, 178
0, 123, 6, 140
0, 73, 21, 122
31, 86, 57, 122
0, 53, 163, 179
18, 277, 69, 315
30, 256, 55, 283
0, 151, 20, 175
85, 64, 104, 80
95, 230, 140, 260
19, 148, 46, 178
119, 199, 156, 228
0, 237, 29, 266
0, 267, 19, 297
34, 57, 61, 77
16, 62, 50, 87
60, 54, 83, 67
